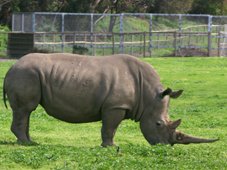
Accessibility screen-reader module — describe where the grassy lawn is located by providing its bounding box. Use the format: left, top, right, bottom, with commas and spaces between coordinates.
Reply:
0, 57, 227, 170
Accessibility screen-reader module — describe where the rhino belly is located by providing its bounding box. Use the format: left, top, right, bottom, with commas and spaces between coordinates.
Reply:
41, 101, 102, 123
40, 85, 102, 123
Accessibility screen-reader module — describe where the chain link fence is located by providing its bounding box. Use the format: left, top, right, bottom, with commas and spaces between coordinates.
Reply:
5, 13, 227, 57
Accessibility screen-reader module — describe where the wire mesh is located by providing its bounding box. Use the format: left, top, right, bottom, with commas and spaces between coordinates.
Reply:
9, 13, 227, 57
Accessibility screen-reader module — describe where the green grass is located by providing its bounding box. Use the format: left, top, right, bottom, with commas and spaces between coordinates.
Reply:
0, 57, 227, 170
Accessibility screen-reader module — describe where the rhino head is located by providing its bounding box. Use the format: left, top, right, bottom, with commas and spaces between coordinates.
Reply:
140, 88, 218, 145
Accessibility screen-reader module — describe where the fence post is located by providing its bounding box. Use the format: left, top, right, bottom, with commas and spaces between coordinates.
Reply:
208, 32, 212, 57
94, 34, 96, 56
22, 13, 24, 32
178, 14, 182, 52
119, 13, 124, 53
208, 15, 212, 57
140, 34, 142, 54
53, 32, 56, 52
218, 31, 221, 57
12, 13, 15, 31
61, 13, 65, 53
90, 13, 94, 55
32, 14, 36, 51
143, 32, 146, 57
149, 14, 153, 57
174, 31, 177, 56
32, 13, 36, 32
130, 33, 133, 55
178, 14, 182, 32
112, 33, 115, 54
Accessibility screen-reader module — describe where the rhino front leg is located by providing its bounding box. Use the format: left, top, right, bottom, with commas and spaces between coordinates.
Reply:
11, 110, 31, 143
101, 109, 126, 147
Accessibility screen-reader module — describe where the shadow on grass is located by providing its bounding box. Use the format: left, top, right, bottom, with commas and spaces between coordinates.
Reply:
0, 139, 124, 153
0, 140, 39, 146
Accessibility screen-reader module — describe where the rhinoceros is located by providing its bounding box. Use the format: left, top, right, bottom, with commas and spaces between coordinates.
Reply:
3, 53, 218, 146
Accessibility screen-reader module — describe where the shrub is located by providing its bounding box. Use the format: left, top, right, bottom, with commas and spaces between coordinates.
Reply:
0, 25, 10, 57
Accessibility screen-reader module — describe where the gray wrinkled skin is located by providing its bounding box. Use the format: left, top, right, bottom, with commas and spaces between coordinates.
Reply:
3, 53, 218, 146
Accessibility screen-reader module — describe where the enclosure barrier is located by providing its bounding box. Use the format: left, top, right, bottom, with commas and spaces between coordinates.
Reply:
2, 31, 226, 58
3, 13, 227, 57
33, 31, 221, 57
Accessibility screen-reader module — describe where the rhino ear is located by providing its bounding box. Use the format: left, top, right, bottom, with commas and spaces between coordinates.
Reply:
169, 90, 183, 99
161, 88, 172, 98
161, 88, 183, 99
169, 119, 181, 129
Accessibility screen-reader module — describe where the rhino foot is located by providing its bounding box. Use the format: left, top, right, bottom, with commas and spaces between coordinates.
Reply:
17, 140, 38, 146
101, 141, 116, 147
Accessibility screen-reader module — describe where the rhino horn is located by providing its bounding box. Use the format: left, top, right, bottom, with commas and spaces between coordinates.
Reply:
173, 131, 219, 145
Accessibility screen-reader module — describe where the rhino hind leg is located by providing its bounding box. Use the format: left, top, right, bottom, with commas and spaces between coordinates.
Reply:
11, 110, 32, 143
101, 109, 126, 147
10, 97, 40, 144
7, 81, 41, 144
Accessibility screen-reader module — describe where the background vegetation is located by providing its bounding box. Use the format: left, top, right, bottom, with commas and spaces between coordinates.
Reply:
0, 25, 9, 57
0, 57, 226, 169
1, 0, 227, 27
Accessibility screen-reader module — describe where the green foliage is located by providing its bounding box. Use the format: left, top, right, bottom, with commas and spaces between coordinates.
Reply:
190, 0, 224, 15
151, 0, 194, 14
0, 25, 9, 57
72, 45, 88, 54
0, 57, 227, 169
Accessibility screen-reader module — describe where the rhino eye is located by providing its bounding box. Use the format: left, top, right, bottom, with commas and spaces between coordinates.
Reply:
156, 121, 162, 126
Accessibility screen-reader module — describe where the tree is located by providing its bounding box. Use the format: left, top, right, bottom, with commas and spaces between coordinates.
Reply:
61, 0, 98, 13
0, 0, 13, 25
0, 0, 67, 26
150, 0, 193, 14
190, 0, 224, 15
221, 0, 227, 15
93, 0, 156, 32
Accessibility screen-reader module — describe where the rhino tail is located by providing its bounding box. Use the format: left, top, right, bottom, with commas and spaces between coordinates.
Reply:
3, 79, 8, 109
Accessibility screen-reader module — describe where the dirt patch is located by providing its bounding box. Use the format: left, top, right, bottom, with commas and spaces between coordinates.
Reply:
175, 48, 208, 57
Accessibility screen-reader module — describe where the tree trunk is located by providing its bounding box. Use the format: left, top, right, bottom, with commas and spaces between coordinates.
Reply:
108, 15, 116, 32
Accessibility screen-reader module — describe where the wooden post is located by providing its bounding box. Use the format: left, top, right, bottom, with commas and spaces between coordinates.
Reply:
178, 31, 181, 53
140, 34, 142, 55
94, 34, 96, 56
131, 33, 133, 55
112, 33, 115, 54
84, 33, 87, 48
52, 33, 55, 52
189, 28, 191, 46
103, 34, 106, 55
149, 32, 152, 57
174, 31, 177, 56
143, 32, 146, 57
43, 33, 45, 49
90, 32, 94, 56
157, 32, 160, 49
208, 31, 211, 57
218, 32, 221, 57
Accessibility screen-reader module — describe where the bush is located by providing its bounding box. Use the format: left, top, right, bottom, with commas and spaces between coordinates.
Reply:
72, 45, 88, 54
0, 25, 10, 57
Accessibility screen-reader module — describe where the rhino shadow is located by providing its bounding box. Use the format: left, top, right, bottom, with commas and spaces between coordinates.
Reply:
0, 140, 39, 146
